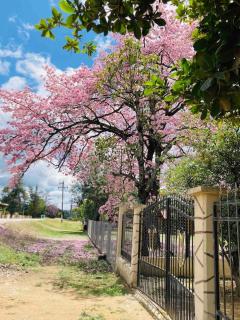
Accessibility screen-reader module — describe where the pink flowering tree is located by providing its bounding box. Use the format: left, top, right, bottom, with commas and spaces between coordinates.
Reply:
0, 6, 195, 215
45, 204, 59, 218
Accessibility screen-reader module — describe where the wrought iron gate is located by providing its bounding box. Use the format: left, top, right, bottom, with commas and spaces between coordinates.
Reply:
214, 194, 240, 320
138, 195, 195, 320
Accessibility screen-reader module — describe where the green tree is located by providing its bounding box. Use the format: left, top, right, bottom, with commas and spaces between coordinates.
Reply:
27, 187, 46, 218
71, 207, 81, 221
79, 199, 97, 222
1, 181, 27, 217
72, 148, 109, 221
72, 180, 108, 221
36, 0, 166, 54
165, 156, 215, 193
172, 0, 240, 118
165, 124, 240, 192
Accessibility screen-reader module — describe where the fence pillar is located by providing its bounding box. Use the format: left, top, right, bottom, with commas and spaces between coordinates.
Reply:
188, 186, 220, 320
130, 204, 145, 287
116, 204, 129, 259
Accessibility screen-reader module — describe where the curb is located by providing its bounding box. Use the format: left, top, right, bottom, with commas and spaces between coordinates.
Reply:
135, 290, 172, 320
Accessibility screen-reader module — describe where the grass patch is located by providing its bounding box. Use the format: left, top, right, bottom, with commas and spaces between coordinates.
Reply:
79, 312, 105, 320
55, 260, 127, 297
83, 243, 94, 252
6, 219, 85, 239
76, 259, 112, 272
0, 244, 40, 268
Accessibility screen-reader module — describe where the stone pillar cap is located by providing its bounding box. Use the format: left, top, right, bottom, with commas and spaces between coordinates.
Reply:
188, 186, 220, 196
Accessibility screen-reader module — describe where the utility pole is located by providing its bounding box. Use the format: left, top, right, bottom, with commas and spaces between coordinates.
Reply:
70, 196, 73, 218
58, 181, 68, 222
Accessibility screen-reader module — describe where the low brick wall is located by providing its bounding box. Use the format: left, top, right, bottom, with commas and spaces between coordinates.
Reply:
115, 256, 132, 287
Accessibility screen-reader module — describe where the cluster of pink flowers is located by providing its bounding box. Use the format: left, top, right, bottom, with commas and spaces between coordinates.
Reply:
0, 225, 97, 264
26, 239, 96, 263
0, 4, 206, 218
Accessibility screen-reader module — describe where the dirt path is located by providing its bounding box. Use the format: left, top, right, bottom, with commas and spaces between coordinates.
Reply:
0, 266, 153, 320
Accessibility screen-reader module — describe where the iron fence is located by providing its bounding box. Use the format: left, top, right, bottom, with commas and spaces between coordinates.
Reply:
138, 195, 195, 320
214, 192, 240, 320
121, 210, 133, 262
88, 220, 118, 267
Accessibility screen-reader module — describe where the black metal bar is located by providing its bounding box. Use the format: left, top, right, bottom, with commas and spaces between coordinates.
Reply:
165, 197, 171, 311
214, 203, 221, 320
137, 210, 143, 287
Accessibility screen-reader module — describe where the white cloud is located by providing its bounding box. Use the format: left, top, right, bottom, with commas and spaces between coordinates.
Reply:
15, 52, 62, 96
22, 23, 35, 31
0, 60, 11, 75
0, 45, 22, 59
17, 27, 30, 41
16, 52, 50, 83
8, 15, 17, 23
17, 23, 34, 41
23, 162, 75, 209
95, 35, 115, 54
8, 14, 35, 42
2, 76, 27, 91
0, 159, 74, 209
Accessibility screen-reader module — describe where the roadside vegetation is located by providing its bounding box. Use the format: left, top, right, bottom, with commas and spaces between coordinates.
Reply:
5, 219, 84, 239
0, 243, 40, 268
56, 260, 127, 297
0, 220, 127, 299
79, 313, 105, 320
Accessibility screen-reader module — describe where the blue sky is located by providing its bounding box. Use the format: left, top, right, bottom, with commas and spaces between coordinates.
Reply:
0, 0, 111, 209
0, 0, 94, 71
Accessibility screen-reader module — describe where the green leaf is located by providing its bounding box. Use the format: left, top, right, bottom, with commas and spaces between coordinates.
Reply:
190, 105, 199, 114
35, 19, 48, 31
52, 7, 59, 18
59, 0, 75, 14
172, 80, 185, 93
210, 103, 220, 117
113, 20, 122, 33
133, 24, 141, 39
180, 58, 190, 73
176, 3, 186, 17
151, 75, 158, 82
63, 36, 80, 53
145, 80, 154, 86
142, 21, 150, 36
200, 108, 208, 120
83, 42, 97, 56
164, 95, 175, 102
43, 30, 55, 39
154, 18, 166, 27
65, 14, 76, 27
193, 38, 208, 51
144, 88, 154, 96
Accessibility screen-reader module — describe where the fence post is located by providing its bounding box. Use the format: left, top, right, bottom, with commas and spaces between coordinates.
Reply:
130, 204, 145, 287
188, 186, 220, 320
